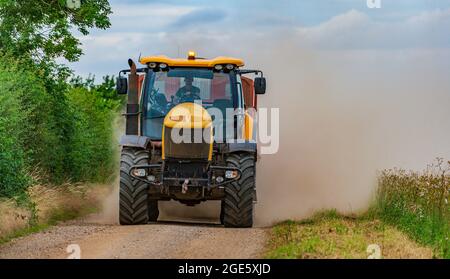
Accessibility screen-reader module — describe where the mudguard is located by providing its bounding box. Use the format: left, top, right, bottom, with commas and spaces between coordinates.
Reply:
220, 141, 257, 153
119, 135, 151, 149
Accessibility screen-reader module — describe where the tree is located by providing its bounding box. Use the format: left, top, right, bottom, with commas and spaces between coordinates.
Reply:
0, 0, 111, 62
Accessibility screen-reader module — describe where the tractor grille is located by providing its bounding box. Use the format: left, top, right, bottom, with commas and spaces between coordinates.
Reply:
164, 127, 211, 159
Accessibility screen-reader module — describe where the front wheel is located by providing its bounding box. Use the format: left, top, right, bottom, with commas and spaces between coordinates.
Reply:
119, 148, 150, 225
222, 153, 256, 228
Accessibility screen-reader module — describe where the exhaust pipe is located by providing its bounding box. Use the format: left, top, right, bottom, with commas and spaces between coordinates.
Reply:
126, 59, 139, 135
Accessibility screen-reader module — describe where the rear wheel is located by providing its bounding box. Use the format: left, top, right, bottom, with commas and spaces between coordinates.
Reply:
119, 147, 153, 225
222, 153, 255, 228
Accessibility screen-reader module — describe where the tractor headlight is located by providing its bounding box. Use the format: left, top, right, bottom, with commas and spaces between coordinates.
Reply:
214, 64, 223, 71
148, 62, 157, 69
225, 170, 239, 179
132, 168, 146, 177
159, 63, 168, 69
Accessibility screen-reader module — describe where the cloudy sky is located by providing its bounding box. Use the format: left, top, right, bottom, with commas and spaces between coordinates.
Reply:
70, 0, 450, 78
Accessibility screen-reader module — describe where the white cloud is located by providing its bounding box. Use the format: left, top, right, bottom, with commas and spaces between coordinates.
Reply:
70, 6, 450, 78
293, 8, 450, 49
296, 10, 371, 48
111, 4, 195, 17
407, 8, 450, 24
101, 3, 198, 33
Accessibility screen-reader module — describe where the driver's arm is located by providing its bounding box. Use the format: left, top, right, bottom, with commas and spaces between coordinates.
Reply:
192, 86, 201, 95
174, 87, 186, 102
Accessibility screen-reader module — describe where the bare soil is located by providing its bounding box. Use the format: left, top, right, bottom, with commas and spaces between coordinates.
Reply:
0, 216, 268, 259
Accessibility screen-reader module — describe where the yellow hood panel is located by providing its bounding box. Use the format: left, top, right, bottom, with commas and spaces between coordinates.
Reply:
164, 103, 212, 129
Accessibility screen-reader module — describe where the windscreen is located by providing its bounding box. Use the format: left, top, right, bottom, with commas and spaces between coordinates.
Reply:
142, 68, 235, 140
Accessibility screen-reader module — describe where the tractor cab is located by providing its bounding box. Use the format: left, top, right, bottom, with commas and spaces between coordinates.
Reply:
116, 52, 266, 228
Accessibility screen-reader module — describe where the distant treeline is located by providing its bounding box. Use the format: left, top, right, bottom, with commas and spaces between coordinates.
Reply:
0, 53, 124, 200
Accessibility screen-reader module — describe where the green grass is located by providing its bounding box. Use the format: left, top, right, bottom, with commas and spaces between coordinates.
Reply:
0, 223, 50, 245
375, 202, 449, 258
375, 159, 449, 258
0, 202, 99, 245
46, 205, 99, 225
266, 210, 433, 259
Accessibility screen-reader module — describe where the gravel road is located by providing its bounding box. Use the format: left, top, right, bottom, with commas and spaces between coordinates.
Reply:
0, 203, 268, 259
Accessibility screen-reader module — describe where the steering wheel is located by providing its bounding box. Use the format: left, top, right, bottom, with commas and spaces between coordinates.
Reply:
179, 92, 201, 103
150, 87, 160, 97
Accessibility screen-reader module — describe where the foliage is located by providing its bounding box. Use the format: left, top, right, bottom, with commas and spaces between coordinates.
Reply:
375, 158, 450, 258
0, 0, 115, 200
0, 55, 54, 198
0, 61, 29, 198
0, 0, 111, 62
0, 54, 121, 199
70, 74, 126, 109
66, 82, 120, 182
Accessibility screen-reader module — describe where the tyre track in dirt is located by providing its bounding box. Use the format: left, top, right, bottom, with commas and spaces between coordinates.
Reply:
0, 217, 268, 259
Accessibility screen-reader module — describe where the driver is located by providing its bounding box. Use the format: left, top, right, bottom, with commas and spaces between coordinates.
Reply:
175, 77, 201, 102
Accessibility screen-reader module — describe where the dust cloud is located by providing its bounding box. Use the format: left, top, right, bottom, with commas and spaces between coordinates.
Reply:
88, 179, 119, 224
154, 44, 450, 227
96, 40, 450, 227
88, 115, 123, 224
252, 45, 450, 226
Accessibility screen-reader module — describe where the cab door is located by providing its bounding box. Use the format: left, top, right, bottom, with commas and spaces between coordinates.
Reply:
241, 76, 256, 141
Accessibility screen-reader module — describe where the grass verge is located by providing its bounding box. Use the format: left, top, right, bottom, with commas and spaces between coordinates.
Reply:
0, 183, 112, 244
265, 210, 434, 259
375, 159, 449, 258
266, 159, 448, 259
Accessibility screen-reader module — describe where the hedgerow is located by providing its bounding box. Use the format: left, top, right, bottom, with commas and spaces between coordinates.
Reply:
0, 54, 121, 199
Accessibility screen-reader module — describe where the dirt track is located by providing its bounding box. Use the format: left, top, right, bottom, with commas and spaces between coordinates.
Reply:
0, 216, 268, 259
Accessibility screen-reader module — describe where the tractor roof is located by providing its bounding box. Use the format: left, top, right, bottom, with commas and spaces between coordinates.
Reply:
139, 51, 244, 68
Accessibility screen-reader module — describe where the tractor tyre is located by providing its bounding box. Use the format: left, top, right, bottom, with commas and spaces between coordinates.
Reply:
220, 201, 225, 225
148, 200, 159, 222
119, 147, 151, 225
222, 153, 256, 228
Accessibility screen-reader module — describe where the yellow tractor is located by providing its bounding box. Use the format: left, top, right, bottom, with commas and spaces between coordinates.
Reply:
116, 51, 266, 227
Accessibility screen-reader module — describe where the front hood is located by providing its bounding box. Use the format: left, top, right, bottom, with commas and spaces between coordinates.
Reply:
163, 102, 212, 129
162, 102, 214, 161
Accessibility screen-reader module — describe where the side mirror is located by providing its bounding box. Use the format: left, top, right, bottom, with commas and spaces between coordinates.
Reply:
116, 77, 128, 94
254, 77, 266, 94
